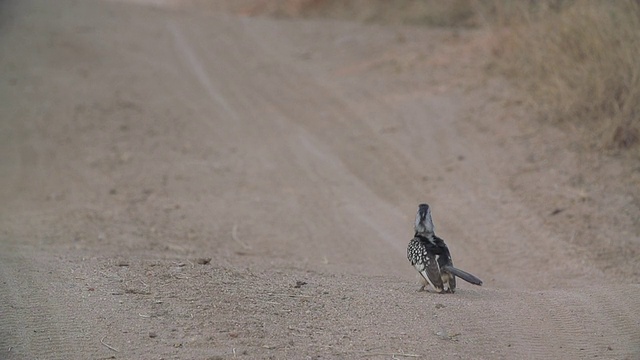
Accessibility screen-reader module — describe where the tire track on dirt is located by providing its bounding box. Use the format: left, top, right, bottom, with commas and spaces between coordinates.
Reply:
167, 20, 239, 122
165, 15, 414, 272
0, 247, 108, 360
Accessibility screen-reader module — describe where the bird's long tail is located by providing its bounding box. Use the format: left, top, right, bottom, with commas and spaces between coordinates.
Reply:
442, 266, 483, 286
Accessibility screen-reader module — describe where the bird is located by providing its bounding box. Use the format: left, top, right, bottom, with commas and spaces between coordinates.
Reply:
407, 203, 482, 293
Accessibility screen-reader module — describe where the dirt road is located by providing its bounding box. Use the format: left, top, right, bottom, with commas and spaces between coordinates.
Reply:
1, 0, 639, 359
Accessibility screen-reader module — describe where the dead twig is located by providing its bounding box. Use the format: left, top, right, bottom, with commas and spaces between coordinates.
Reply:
100, 336, 119, 352
363, 352, 420, 358
171, 273, 189, 280
231, 223, 252, 250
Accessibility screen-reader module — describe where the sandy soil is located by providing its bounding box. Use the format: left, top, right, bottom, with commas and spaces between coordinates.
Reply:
1, 0, 639, 359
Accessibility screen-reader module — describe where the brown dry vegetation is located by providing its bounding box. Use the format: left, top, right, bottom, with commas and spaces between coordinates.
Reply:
241, 0, 485, 26
491, 0, 640, 155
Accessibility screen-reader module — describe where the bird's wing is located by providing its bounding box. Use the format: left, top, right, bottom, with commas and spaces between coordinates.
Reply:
419, 253, 443, 291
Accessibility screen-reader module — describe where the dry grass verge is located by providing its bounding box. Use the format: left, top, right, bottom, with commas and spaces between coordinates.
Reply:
490, 1, 640, 154
240, 0, 485, 27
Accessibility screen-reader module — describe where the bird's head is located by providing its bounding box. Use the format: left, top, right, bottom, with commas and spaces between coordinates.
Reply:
414, 203, 435, 235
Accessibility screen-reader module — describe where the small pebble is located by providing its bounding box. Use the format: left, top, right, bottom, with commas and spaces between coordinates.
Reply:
195, 258, 211, 265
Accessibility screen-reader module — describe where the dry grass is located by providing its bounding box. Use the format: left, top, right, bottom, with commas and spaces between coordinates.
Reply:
490, 0, 640, 154
242, 0, 486, 27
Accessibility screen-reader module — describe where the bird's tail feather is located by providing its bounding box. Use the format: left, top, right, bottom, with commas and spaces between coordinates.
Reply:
442, 266, 483, 286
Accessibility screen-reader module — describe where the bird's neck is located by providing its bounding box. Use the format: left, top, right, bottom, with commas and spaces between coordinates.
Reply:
415, 232, 435, 240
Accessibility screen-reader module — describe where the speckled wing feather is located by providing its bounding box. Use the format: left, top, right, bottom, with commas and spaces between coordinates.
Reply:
408, 237, 444, 291
421, 252, 444, 291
